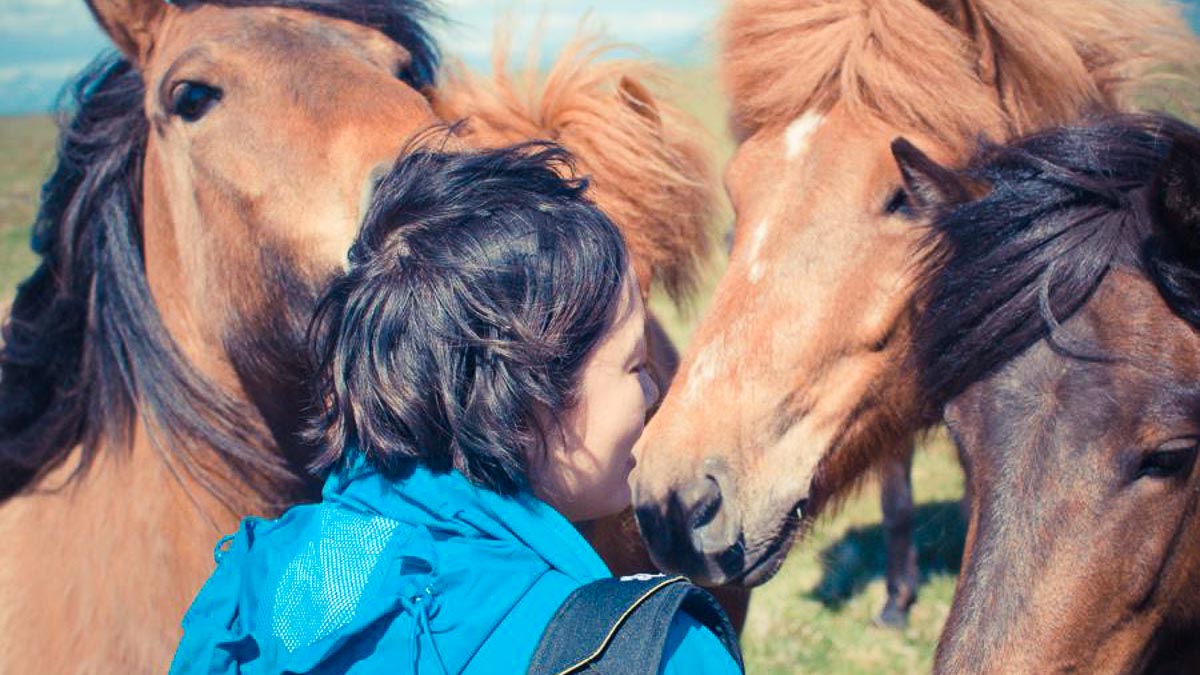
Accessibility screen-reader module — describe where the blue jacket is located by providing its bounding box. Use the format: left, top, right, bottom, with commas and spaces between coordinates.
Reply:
169, 455, 742, 674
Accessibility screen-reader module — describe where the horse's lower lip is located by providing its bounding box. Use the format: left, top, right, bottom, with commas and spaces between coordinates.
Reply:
730, 503, 809, 587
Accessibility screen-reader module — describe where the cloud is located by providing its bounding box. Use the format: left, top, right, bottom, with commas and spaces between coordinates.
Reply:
0, 0, 100, 38
0, 60, 83, 85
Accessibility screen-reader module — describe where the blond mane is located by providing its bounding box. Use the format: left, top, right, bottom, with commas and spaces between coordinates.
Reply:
722, 0, 1199, 147
432, 31, 715, 303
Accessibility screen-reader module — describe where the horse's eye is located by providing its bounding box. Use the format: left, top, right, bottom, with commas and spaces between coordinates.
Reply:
884, 188, 912, 217
1136, 439, 1198, 480
396, 65, 416, 87
395, 60, 426, 88
170, 81, 222, 122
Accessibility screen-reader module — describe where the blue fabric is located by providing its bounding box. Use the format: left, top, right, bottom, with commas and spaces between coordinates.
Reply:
168, 455, 740, 674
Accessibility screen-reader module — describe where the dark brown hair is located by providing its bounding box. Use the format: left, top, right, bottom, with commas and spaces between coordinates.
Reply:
306, 141, 630, 494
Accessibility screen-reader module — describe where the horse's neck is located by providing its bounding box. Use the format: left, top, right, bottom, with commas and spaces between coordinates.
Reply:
0, 425, 257, 673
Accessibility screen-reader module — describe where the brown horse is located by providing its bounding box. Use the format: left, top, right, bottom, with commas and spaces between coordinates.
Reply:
630, 0, 1197, 614
909, 113, 1200, 673
0, 5, 720, 673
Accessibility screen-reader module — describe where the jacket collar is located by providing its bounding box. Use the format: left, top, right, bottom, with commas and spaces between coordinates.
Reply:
322, 453, 611, 583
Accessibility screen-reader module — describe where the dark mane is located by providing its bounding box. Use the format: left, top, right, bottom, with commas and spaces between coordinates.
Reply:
0, 0, 441, 504
915, 113, 1200, 412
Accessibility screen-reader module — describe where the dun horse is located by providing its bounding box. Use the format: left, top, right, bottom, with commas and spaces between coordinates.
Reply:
631, 0, 1197, 625
911, 113, 1200, 673
0, 3, 724, 672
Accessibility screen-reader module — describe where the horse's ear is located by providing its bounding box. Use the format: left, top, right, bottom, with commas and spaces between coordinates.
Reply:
918, 0, 998, 87
1151, 136, 1200, 255
618, 76, 662, 128
85, 0, 168, 61
892, 138, 971, 213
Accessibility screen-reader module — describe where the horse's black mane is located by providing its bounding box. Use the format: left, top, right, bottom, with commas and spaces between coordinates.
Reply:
915, 113, 1200, 412
0, 0, 441, 504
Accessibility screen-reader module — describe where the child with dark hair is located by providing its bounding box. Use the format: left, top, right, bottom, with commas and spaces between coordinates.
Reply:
169, 141, 742, 674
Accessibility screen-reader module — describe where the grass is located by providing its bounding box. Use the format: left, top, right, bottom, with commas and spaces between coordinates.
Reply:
0, 115, 55, 300
0, 65, 966, 672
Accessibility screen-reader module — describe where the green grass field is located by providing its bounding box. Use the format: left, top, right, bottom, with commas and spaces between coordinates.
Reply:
0, 68, 966, 672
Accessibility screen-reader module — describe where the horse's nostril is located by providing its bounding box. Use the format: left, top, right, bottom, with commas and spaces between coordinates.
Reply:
687, 476, 723, 531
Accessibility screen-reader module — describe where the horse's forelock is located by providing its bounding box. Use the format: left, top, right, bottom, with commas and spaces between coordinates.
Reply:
721, 0, 1198, 146
913, 114, 1198, 414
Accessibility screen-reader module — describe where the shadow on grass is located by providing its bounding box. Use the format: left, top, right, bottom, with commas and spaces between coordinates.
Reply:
810, 500, 966, 608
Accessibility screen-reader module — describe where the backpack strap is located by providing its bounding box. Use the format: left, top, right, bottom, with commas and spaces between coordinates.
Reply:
527, 574, 744, 675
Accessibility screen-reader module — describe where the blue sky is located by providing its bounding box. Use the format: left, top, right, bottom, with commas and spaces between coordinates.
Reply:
0, 0, 721, 115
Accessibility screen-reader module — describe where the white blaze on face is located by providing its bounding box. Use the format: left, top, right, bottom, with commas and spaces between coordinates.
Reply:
739, 111, 824, 285
746, 217, 771, 284
684, 334, 727, 402
784, 111, 824, 161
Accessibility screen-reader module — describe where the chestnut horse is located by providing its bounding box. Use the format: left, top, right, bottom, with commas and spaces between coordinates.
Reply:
0, 4, 722, 673
910, 113, 1200, 673
631, 0, 1197, 624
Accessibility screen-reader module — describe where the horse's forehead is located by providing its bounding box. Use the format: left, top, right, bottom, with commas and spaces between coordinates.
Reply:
732, 111, 915, 207
968, 273, 1200, 466
1092, 272, 1200, 384
153, 5, 407, 73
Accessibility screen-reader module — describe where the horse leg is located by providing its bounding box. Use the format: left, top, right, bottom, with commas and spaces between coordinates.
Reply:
877, 441, 919, 629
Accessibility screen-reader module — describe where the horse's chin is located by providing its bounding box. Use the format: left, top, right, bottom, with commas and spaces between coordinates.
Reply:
724, 502, 811, 588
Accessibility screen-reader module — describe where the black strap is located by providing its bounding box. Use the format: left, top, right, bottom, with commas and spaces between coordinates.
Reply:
527, 574, 744, 674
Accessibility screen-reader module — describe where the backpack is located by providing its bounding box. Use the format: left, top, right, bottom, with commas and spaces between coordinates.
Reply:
527, 574, 744, 674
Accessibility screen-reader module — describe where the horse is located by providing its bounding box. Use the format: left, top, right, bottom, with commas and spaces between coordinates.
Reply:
908, 112, 1200, 673
0, 3, 722, 672
629, 0, 1198, 626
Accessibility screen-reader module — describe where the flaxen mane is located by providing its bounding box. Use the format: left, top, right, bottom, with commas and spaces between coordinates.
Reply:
722, 0, 1198, 147
433, 32, 715, 303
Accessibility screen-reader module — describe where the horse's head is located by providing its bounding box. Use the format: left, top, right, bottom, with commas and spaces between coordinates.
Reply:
87, 0, 441, 460
630, 0, 1196, 586
0, 0, 444, 504
633, 104, 960, 585
93, 0, 441, 370
917, 115, 1200, 673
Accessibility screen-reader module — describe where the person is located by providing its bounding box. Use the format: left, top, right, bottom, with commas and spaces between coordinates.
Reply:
168, 139, 743, 674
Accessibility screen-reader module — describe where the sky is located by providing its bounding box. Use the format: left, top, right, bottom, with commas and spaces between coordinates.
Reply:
0, 0, 722, 116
